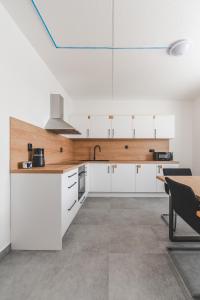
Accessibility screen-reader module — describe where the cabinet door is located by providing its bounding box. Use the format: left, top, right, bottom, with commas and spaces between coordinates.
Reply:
111, 116, 133, 138
69, 115, 90, 138
135, 164, 157, 192
90, 115, 111, 138
90, 164, 111, 192
111, 164, 135, 192
155, 115, 175, 139
133, 116, 155, 138
156, 164, 179, 192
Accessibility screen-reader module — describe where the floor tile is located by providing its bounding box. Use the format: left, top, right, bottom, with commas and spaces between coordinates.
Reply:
109, 208, 163, 226
82, 197, 111, 209
62, 224, 110, 253
109, 224, 164, 254
29, 253, 109, 300
73, 208, 110, 225
109, 253, 186, 300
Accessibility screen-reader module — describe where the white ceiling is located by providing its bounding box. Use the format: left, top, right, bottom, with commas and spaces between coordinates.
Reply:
1, 0, 200, 101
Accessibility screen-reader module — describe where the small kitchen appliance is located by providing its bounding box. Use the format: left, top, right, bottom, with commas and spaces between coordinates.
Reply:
153, 152, 173, 161
32, 148, 45, 167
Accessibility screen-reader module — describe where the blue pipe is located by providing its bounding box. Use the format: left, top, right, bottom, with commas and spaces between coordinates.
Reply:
31, 0, 168, 51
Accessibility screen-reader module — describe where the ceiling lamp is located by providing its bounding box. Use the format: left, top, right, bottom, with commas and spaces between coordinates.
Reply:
168, 39, 192, 56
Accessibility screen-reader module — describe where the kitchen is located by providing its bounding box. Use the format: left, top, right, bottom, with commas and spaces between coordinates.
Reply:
1, 0, 200, 299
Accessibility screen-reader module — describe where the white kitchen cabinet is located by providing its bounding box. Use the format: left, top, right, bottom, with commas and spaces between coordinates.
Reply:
133, 115, 155, 138
155, 115, 175, 139
90, 163, 111, 192
11, 168, 80, 250
135, 164, 157, 192
90, 115, 112, 138
112, 116, 133, 138
69, 114, 175, 139
156, 163, 179, 192
69, 115, 90, 138
111, 164, 135, 192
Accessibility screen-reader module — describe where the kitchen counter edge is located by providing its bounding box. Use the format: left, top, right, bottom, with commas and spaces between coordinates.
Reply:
11, 161, 179, 174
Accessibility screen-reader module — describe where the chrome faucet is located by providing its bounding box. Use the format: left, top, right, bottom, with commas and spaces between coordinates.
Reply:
93, 145, 101, 161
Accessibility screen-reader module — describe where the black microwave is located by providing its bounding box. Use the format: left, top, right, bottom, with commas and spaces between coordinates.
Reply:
153, 152, 173, 161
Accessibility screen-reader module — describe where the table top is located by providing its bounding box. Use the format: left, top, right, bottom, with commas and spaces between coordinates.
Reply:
157, 176, 200, 199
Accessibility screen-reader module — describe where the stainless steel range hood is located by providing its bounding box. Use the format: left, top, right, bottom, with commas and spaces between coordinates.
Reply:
45, 94, 80, 134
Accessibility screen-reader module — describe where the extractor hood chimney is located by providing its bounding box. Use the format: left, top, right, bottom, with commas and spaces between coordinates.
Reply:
45, 94, 80, 134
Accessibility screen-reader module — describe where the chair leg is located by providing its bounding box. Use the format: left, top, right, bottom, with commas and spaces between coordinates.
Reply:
161, 195, 177, 232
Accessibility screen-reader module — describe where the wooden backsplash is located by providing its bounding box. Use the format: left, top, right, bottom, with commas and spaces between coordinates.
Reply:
10, 117, 169, 170
73, 139, 169, 161
10, 117, 73, 170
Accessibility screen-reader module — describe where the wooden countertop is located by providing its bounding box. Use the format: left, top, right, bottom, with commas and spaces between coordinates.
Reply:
157, 176, 200, 199
11, 160, 179, 174
11, 164, 84, 174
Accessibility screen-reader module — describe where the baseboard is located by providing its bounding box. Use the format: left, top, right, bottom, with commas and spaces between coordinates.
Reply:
88, 192, 167, 198
0, 244, 11, 261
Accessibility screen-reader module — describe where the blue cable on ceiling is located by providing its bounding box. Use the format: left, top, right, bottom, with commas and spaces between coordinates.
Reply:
31, 0, 168, 51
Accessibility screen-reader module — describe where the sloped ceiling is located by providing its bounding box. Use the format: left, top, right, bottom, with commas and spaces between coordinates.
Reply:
1, 0, 200, 101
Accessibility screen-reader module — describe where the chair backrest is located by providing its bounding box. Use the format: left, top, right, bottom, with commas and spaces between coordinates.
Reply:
163, 168, 192, 194
165, 177, 200, 234
163, 168, 192, 176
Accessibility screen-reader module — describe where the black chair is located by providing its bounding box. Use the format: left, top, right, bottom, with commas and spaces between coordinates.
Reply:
166, 177, 200, 242
161, 168, 192, 231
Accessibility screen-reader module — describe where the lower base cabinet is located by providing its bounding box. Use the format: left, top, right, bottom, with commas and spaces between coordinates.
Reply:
89, 163, 179, 193
11, 168, 86, 251
135, 164, 157, 192
90, 163, 136, 192
90, 164, 111, 192
111, 164, 136, 192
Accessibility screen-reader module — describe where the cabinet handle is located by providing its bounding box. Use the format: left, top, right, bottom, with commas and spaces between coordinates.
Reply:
68, 200, 77, 211
107, 166, 110, 173
154, 129, 157, 139
136, 165, 141, 174
112, 129, 114, 138
68, 172, 77, 178
133, 129, 136, 138
158, 165, 162, 174
86, 129, 89, 138
108, 129, 111, 138
68, 182, 77, 189
112, 165, 114, 173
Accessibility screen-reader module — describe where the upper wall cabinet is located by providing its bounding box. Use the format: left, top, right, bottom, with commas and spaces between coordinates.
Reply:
69, 115, 90, 138
133, 116, 155, 139
112, 116, 133, 138
90, 115, 111, 138
154, 115, 175, 139
69, 114, 175, 139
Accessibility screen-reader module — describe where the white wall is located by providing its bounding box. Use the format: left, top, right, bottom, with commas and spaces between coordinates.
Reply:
71, 99, 193, 168
192, 98, 200, 175
0, 4, 72, 252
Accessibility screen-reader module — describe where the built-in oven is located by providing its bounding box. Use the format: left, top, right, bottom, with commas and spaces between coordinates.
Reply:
78, 165, 86, 201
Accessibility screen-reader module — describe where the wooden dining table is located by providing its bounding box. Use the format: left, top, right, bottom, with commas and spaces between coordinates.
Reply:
157, 175, 200, 199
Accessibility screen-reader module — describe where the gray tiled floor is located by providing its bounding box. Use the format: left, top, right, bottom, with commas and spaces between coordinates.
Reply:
0, 197, 194, 300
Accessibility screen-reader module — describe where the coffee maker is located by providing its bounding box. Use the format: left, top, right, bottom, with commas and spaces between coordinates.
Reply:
32, 148, 45, 167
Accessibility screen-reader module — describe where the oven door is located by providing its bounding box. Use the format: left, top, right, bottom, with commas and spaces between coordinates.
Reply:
78, 166, 86, 200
